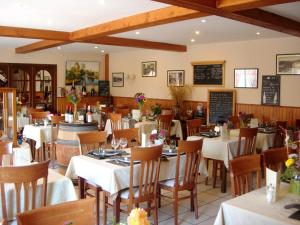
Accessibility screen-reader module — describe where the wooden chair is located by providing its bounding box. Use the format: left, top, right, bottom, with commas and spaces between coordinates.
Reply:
17, 198, 96, 225
228, 115, 240, 129
161, 109, 173, 115
157, 114, 173, 138
236, 127, 258, 157
113, 128, 139, 147
263, 147, 288, 172
30, 111, 50, 124
276, 121, 287, 129
48, 115, 64, 163
0, 161, 50, 224
186, 119, 202, 136
100, 106, 114, 130
230, 154, 261, 197
296, 119, 300, 130
109, 113, 122, 131
77, 131, 107, 225
103, 145, 163, 225
0, 141, 13, 166
273, 121, 288, 148
115, 107, 130, 117
158, 139, 203, 225
28, 107, 43, 115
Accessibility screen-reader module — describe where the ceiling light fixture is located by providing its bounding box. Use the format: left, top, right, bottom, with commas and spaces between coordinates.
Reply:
195, 31, 200, 35
94, 46, 98, 49
191, 38, 195, 42
256, 32, 261, 35
201, 19, 206, 23
57, 46, 61, 50
101, 50, 105, 53
97, 0, 106, 6
135, 31, 140, 35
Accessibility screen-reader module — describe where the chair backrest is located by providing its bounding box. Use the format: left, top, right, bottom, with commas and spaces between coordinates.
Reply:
186, 119, 202, 136
273, 125, 287, 148
109, 113, 122, 131
115, 107, 130, 117
161, 109, 173, 116
0, 161, 50, 222
17, 198, 95, 225
50, 116, 64, 143
276, 121, 287, 129
228, 115, 240, 129
28, 108, 43, 115
157, 114, 173, 137
230, 154, 261, 197
237, 127, 258, 157
128, 145, 163, 208
0, 142, 13, 166
175, 139, 203, 189
263, 147, 288, 172
30, 111, 50, 124
113, 128, 139, 147
77, 131, 107, 155
296, 119, 300, 130
99, 107, 114, 130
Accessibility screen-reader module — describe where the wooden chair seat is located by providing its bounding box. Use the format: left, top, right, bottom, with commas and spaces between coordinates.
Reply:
16, 198, 96, 225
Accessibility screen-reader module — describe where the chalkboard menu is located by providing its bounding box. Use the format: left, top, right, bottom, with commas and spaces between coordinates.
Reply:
208, 90, 236, 124
98, 80, 110, 96
192, 61, 224, 85
261, 75, 280, 106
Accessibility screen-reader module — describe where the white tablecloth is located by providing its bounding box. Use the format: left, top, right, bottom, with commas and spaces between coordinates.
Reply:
214, 183, 300, 225
66, 150, 207, 199
229, 129, 275, 151
187, 136, 244, 168
17, 116, 30, 130
23, 125, 57, 149
2, 143, 32, 166
0, 169, 77, 221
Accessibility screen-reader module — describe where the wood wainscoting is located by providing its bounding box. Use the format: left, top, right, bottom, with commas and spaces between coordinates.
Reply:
112, 96, 300, 126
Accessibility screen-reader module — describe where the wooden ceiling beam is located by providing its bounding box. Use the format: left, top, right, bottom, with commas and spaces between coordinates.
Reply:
15, 36, 187, 54
0, 25, 69, 41
70, 6, 208, 41
153, 0, 300, 37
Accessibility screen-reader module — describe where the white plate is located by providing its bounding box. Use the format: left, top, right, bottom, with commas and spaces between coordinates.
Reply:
117, 157, 140, 164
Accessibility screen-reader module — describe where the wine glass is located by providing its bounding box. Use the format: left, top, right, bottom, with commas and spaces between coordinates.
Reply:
170, 139, 176, 150
111, 135, 120, 151
119, 138, 128, 149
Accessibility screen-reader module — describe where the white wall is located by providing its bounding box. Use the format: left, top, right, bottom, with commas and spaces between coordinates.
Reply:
0, 48, 104, 94
109, 37, 300, 107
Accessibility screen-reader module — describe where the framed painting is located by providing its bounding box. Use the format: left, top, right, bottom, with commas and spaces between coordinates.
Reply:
142, 61, 157, 77
112, 72, 124, 87
276, 54, 300, 75
234, 68, 258, 88
65, 61, 100, 85
167, 70, 185, 86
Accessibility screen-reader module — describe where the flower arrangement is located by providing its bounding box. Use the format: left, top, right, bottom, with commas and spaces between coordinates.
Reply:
151, 103, 161, 116
238, 112, 251, 128
66, 89, 82, 120
168, 85, 191, 106
134, 93, 146, 110
282, 154, 300, 182
127, 208, 150, 225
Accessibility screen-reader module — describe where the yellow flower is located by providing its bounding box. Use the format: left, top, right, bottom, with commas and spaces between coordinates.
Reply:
127, 208, 150, 225
285, 158, 295, 168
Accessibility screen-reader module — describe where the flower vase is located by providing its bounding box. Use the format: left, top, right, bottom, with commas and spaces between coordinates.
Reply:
138, 104, 143, 122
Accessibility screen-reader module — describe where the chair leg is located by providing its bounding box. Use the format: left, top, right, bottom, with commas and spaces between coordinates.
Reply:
205, 158, 209, 185
95, 190, 100, 225
157, 187, 161, 208
193, 188, 199, 219
190, 189, 194, 212
103, 193, 108, 225
113, 196, 121, 224
147, 201, 151, 216
153, 198, 158, 225
212, 160, 217, 188
173, 192, 179, 225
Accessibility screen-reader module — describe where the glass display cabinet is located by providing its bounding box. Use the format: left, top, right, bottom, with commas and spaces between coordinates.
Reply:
0, 88, 17, 146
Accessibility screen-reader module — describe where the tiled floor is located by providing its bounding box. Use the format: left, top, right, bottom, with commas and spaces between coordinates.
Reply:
84, 175, 232, 225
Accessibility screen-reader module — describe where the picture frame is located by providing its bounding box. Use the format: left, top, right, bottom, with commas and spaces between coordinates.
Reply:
142, 61, 157, 77
65, 60, 100, 86
234, 68, 258, 88
167, 70, 185, 86
112, 72, 124, 87
276, 54, 300, 75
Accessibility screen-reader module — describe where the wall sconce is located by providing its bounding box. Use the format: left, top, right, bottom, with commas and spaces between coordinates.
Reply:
125, 74, 136, 80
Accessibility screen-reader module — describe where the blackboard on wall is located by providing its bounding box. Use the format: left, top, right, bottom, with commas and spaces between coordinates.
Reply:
208, 89, 236, 124
261, 75, 280, 106
98, 80, 110, 96
192, 61, 225, 85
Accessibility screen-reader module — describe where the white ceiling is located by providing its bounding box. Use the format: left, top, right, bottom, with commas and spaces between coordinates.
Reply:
0, 0, 299, 53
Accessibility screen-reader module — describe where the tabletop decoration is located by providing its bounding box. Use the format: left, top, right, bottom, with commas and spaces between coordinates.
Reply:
282, 154, 300, 195
150, 103, 161, 117
66, 89, 82, 121
238, 111, 251, 128
134, 92, 146, 111
169, 85, 191, 119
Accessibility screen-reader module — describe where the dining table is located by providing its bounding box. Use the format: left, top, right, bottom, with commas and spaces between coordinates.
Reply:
65, 146, 208, 221
214, 182, 300, 225
187, 135, 245, 193
0, 168, 77, 223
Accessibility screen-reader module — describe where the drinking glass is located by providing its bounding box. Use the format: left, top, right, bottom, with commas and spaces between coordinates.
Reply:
170, 139, 176, 150
119, 138, 128, 149
111, 136, 120, 150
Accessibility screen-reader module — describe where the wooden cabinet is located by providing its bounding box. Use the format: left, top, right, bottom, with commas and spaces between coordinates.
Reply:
0, 63, 57, 112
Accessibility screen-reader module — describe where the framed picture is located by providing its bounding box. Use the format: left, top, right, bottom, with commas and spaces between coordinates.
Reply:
276, 54, 300, 75
234, 68, 258, 88
167, 70, 185, 86
142, 61, 157, 77
112, 72, 124, 87
65, 61, 100, 85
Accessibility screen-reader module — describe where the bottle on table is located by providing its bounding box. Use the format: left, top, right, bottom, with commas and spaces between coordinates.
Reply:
86, 105, 92, 123
82, 80, 87, 96
69, 105, 74, 123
